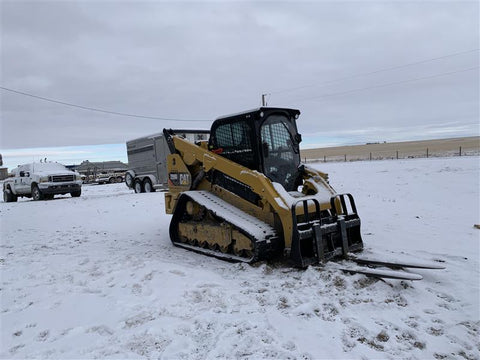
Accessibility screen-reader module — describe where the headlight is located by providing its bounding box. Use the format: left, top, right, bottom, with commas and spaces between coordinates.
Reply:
39, 176, 49, 183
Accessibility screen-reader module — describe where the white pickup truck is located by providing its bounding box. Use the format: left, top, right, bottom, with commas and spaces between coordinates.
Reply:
3, 162, 83, 202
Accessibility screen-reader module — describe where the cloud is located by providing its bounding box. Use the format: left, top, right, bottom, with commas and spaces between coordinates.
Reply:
1, 1, 478, 150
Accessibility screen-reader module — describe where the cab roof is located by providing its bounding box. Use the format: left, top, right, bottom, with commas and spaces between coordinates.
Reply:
215, 107, 300, 122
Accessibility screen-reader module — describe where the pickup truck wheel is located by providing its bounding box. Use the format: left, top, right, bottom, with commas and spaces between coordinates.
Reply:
134, 179, 144, 193
109, 177, 116, 184
32, 185, 44, 201
71, 189, 81, 197
143, 179, 154, 193
116, 176, 123, 183
3, 188, 17, 202
3, 190, 9, 202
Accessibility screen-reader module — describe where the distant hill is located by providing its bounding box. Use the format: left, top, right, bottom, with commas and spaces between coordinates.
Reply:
300, 136, 480, 162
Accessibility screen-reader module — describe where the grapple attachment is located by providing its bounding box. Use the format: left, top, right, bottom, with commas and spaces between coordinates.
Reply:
290, 193, 364, 268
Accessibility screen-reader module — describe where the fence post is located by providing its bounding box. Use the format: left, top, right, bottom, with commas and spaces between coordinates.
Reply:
344, 154, 347, 162
426, 148, 429, 158
459, 146, 462, 156
396, 150, 398, 160
304, 157, 307, 163
370, 152, 372, 161
324, 155, 326, 163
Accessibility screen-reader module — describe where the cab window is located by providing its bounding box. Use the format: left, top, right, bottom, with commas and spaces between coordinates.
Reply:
213, 121, 255, 169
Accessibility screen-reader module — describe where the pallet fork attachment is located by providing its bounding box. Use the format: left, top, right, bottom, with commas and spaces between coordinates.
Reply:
290, 193, 364, 268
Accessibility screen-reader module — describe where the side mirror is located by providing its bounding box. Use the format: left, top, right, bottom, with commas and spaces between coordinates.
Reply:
294, 133, 302, 144
262, 142, 269, 158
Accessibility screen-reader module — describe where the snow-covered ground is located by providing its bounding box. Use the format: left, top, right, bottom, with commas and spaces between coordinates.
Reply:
1, 156, 479, 359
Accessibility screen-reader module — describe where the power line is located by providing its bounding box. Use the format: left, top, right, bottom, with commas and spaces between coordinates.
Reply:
0, 86, 210, 122
3, 59, 477, 119
269, 48, 480, 96
290, 66, 479, 103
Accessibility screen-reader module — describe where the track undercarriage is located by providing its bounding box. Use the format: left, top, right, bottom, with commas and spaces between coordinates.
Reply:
169, 191, 283, 263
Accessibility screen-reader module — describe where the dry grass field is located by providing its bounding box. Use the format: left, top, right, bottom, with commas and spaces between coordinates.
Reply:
300, 136, 480, 162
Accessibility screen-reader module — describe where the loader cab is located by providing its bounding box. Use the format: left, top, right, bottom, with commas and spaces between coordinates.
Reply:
209, 107, 302, 191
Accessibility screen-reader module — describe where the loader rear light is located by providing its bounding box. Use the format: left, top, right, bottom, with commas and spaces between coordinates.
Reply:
212, 148, 223, 154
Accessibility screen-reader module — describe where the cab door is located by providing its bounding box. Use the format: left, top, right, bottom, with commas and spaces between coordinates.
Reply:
260, 115, 301, 191
15, 165, 30, 194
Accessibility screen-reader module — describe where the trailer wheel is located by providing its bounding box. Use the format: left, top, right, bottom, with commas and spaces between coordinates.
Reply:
109, 177, 116, 184
125, 173, 134, 188
143, 178, 154, 193
116, 176, 123, 183
134, 179, 144, 193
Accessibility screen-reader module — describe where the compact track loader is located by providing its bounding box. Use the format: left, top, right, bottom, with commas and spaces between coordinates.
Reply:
163, 107, 444, 280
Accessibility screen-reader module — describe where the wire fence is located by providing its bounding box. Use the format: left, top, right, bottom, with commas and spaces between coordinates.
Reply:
302, 146, 479, 163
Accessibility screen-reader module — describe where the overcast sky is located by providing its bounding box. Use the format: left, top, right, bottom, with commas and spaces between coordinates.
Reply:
1, 0, 478, 168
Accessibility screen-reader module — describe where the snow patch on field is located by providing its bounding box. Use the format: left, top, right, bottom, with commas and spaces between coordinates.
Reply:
1, 156, 479, 359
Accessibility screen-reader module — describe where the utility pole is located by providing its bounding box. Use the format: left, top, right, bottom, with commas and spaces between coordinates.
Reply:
261, 94, 267, 106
